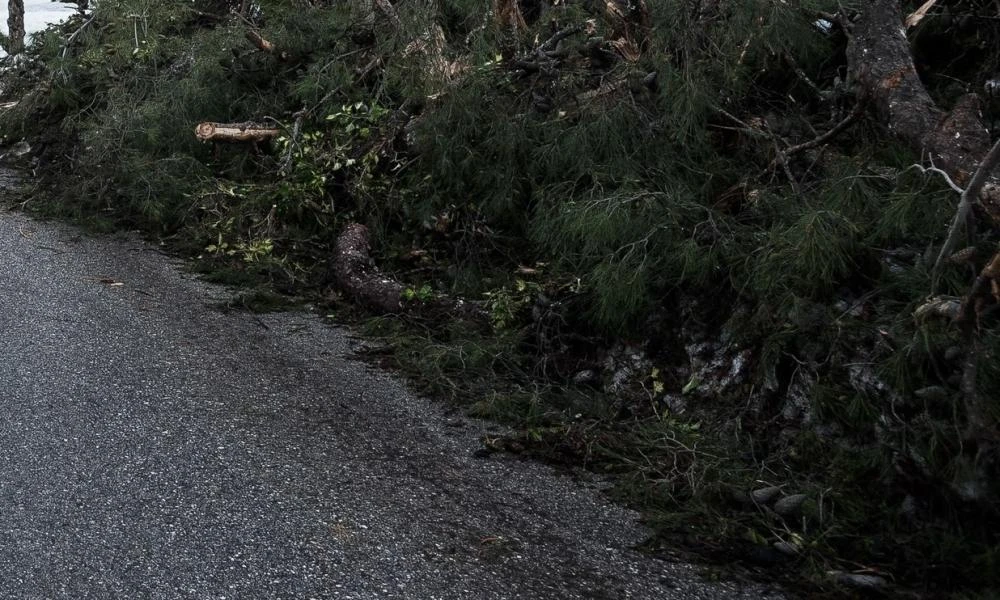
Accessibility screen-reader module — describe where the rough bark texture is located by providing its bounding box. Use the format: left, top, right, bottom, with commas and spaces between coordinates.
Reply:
846, 0, 1000, 224
374, 0, 401, 28
847, 0, 1000, 226
333, 223, 486, 321
6, 0, 25, 55
194, 122, 280, 143
334, 223, 408, 314
848, 0, 1000, 455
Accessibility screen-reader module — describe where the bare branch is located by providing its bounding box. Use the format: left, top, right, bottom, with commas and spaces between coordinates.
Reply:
906, 161, 965, 194
61, 12, 98, 60
934, 138, 1000, 281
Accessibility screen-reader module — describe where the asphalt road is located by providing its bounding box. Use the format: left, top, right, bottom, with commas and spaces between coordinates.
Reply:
0, 208, 778, 599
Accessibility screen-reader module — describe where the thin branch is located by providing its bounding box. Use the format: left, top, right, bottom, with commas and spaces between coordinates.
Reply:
758, 99, 867, 182
60, 12, 98, 60
279, 110, 305, 177
782, 99, 867, 158
933, 137, 1000, 283
782, 50, 823, 101
906, 160, 965, 194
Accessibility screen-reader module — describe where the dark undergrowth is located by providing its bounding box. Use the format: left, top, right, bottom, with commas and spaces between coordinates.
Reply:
2, 1, 999, 597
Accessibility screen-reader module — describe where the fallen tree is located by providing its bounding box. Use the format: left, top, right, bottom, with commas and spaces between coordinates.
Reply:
848, 0, 1000, 444
846, 0, 1000, 225
7, 0, 1000, 593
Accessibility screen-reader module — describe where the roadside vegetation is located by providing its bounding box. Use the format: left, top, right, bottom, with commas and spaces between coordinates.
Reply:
1, 0, 999, 596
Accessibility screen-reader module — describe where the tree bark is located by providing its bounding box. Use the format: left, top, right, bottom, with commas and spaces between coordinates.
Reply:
334, 223, 409, 314
846, 0, 1000, 225
6, 0, 25, 55
333, 223, 486, 321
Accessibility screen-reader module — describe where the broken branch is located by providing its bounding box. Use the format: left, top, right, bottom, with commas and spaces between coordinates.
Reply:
245, 30, 289, 61
333, 223, 485, 321
194, 122, 281, 143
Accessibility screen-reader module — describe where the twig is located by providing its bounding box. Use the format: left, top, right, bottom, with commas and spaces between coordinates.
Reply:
775, 141, 800, 195
780, 99, 867, 159
906, 158, 965, 194
782, 51, 823, 101
279, 110, 306, 176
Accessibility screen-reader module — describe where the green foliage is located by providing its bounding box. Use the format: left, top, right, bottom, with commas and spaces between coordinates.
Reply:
4, 0, 1000, 595
402, 283, 434, 302
751, 209, 862, 300
484, 278, 540, 330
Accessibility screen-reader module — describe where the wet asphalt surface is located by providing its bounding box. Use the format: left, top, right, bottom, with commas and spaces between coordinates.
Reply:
0, 208, 780, 598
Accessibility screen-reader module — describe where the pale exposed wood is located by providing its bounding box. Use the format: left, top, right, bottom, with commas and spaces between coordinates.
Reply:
245, 30, 289, 61
194, 122, 280, 143
905, 0, 938, 28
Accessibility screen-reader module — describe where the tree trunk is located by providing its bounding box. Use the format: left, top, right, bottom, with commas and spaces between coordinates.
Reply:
6, 0, 25, 55
847, 1, 1000, 444
846, 0, 1000, 225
